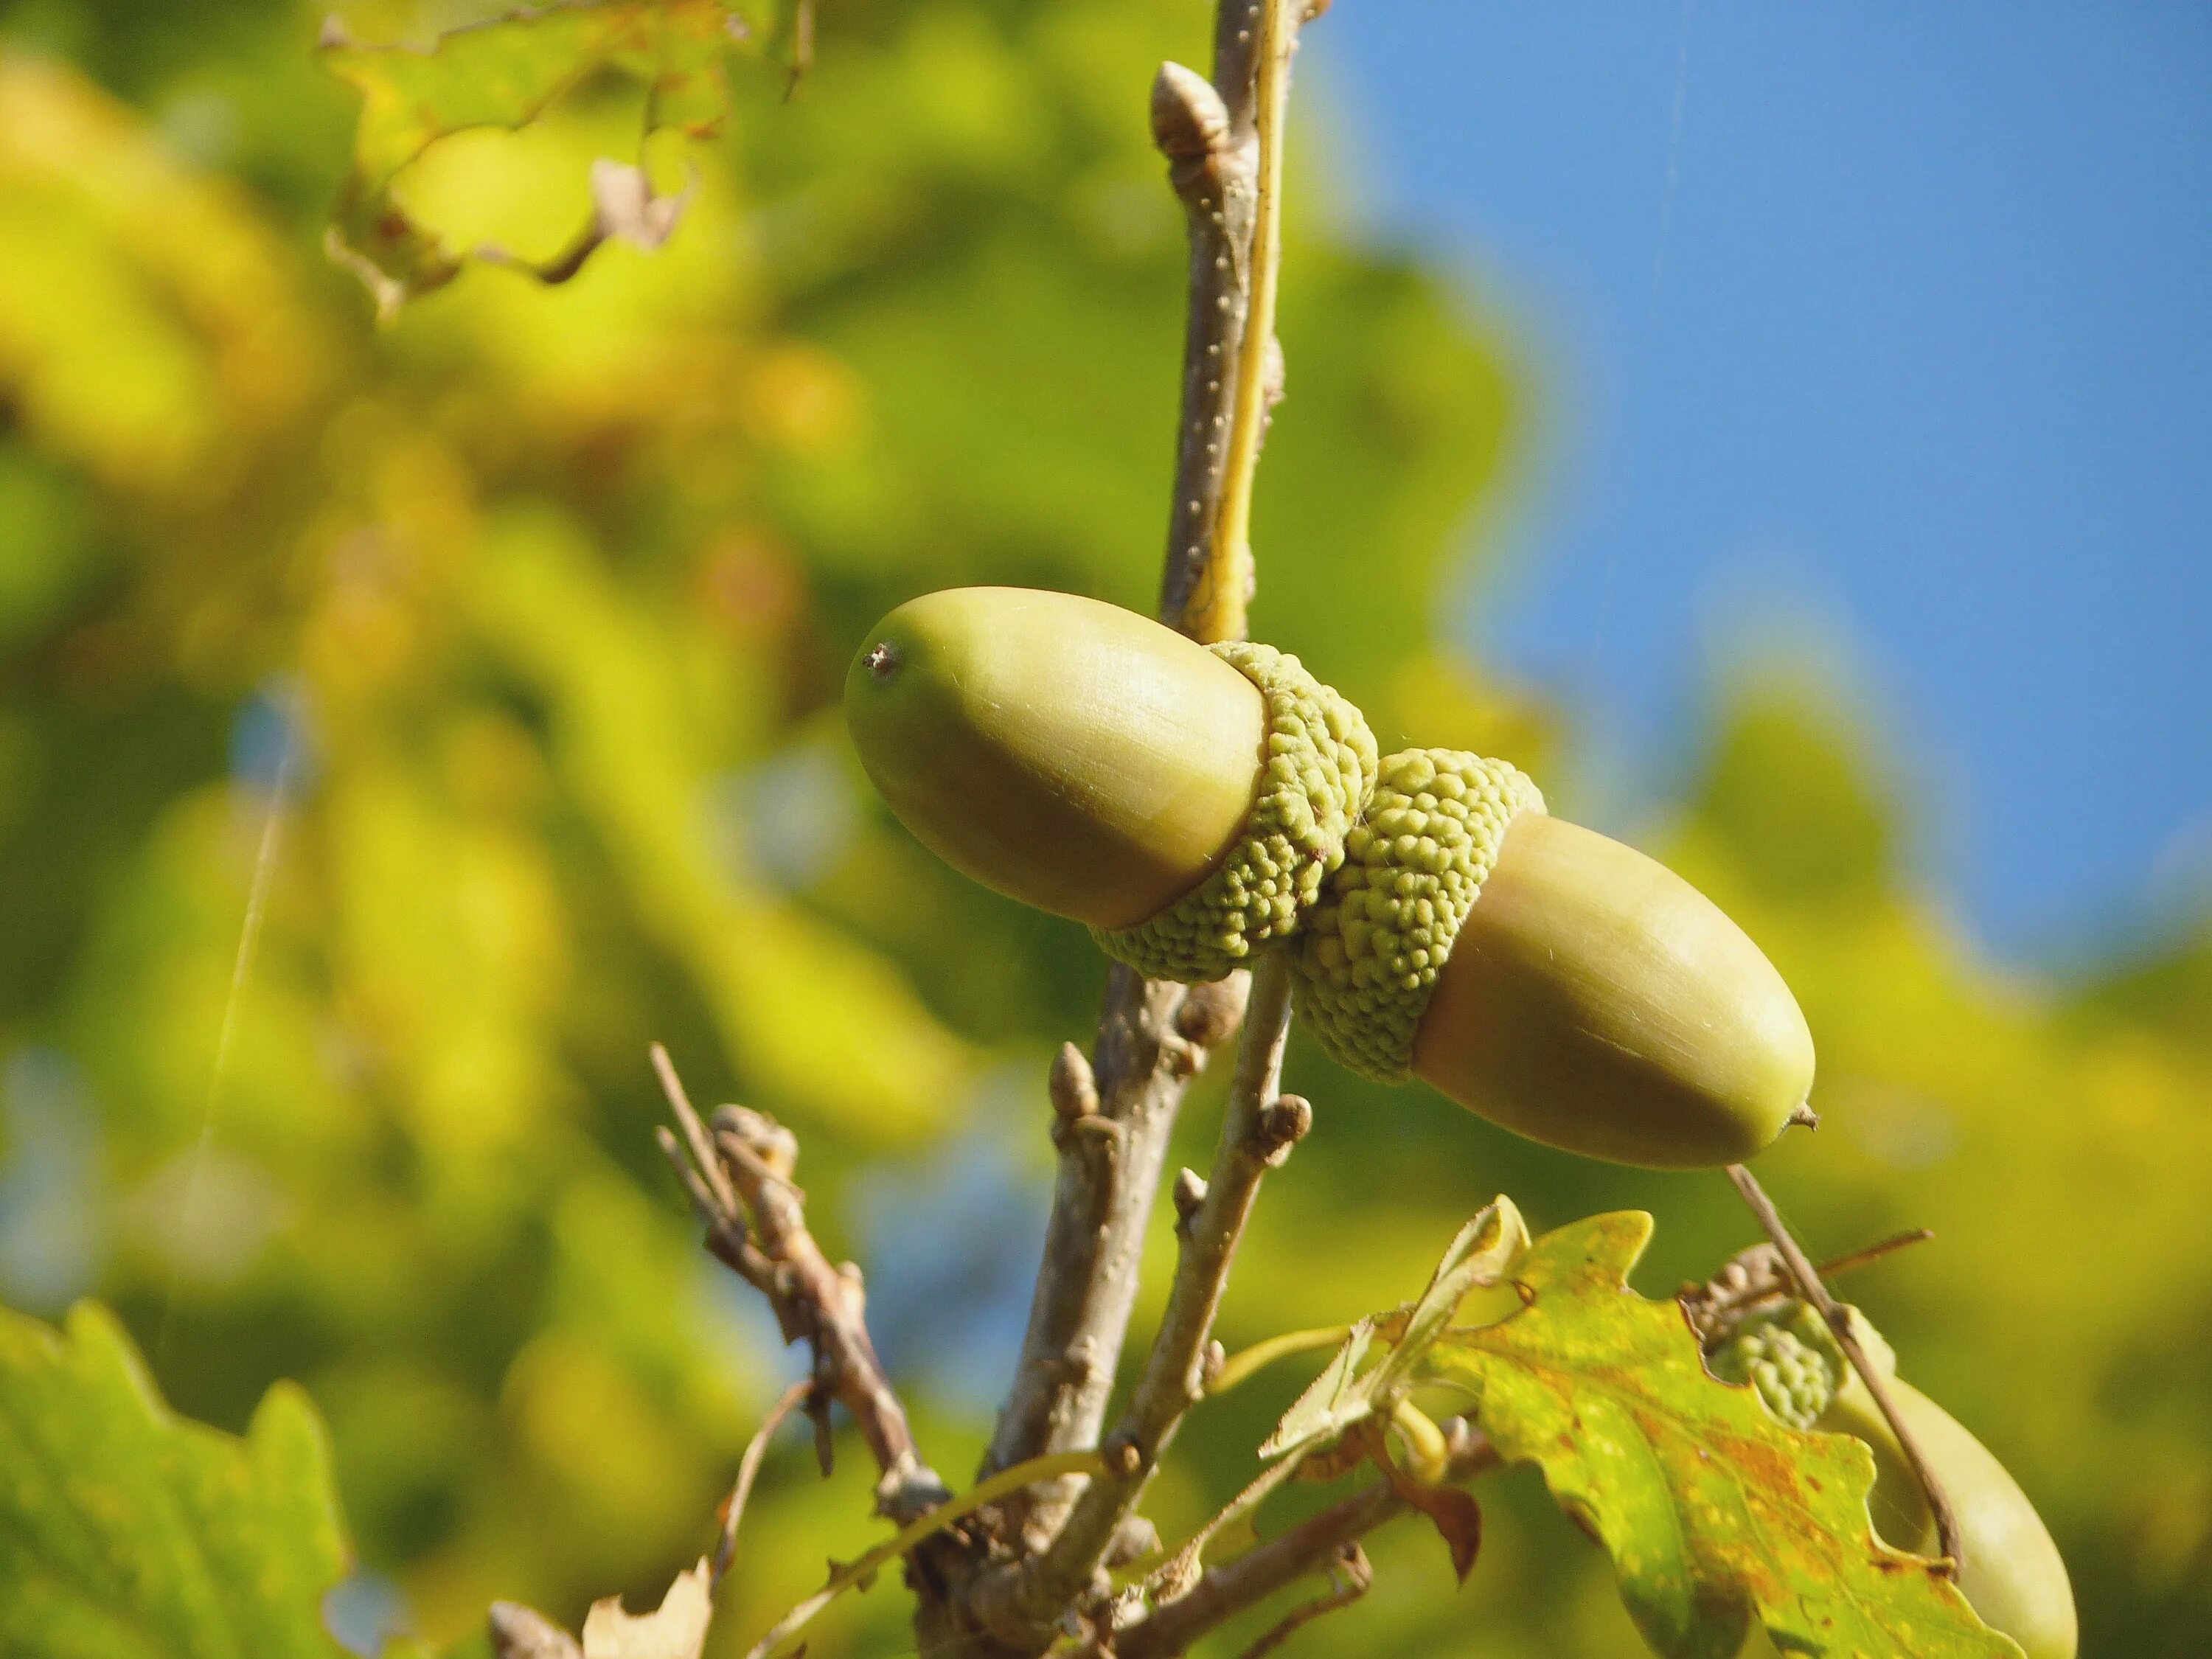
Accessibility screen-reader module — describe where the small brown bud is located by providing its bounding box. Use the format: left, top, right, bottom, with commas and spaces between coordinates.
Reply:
1172, 1167, 1208, 1231
1255, 1092, 1312, 1164
1175, 970, 1251, 1049
1150, 61, 1230, 162
715, 1104, 799, 1178
1048, 1041, 1099, 1120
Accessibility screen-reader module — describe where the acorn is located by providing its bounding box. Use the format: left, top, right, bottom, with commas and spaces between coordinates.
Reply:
844, 586, 1377, 983
844, 587, 1814, 1168
1709, 1302, 2078, 1659
1293, 748, 1814, 1168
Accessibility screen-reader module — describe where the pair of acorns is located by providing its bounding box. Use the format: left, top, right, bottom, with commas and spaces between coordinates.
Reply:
848, 586, 2076, 1655
846, 585, 1815, 1170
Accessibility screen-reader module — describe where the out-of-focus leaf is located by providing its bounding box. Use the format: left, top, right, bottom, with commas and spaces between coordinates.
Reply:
1419, 1213, 2020, 1659
319, 2, 751, 316
0, 1300, 351, 1658
0, 54, 325, 495
469, 511, 971, 1138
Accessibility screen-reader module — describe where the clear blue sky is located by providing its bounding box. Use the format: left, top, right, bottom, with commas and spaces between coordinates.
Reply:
1318, 2, 2212, 959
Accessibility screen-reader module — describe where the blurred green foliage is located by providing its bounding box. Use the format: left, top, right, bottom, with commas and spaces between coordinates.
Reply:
0, 1, 2205, 1656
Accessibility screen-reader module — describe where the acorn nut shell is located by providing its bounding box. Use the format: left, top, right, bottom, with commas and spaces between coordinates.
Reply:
844, 587, 1375, 983
1295, 748, 1816, 1169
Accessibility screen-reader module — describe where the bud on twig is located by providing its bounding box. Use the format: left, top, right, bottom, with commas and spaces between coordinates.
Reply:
1255, 1092, 1312, 1165
1150, 61, 1230, 163
1172, 1167, 1209, 1233
1049, 1041, 1099, 1120
1175, 971, 1251, 1049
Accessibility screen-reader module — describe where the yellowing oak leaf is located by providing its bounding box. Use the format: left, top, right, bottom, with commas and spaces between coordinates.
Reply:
1416, 1212, 2021, 1659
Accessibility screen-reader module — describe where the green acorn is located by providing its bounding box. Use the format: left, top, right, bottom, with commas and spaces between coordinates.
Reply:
845, 587, 1814, 1168
1293, 748, 1815, 1168
844, 586, 1375, 983
1708, 1301, 2078, 1659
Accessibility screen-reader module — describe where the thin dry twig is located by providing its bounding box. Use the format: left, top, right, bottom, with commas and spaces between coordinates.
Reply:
1724, 1164, 1962, 1568
714, 1378, 815, 1585
1683, 1228, 1935, 1331
487, 1602, 583, 1659
654, 1043, 947, 1524
1233, 1543, 1370, 1659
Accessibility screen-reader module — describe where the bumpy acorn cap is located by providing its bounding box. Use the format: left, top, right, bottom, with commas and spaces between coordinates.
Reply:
1095, 640, 1377, 982
846, 588, 1375, 983
1704, 1299, 1893, 1429
1293, 748, 1545, 1081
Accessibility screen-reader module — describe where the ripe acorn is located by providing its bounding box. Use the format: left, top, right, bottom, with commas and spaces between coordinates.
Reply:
1708, 1301, 2078, 1659
844, 586, 1377, 983
1293, 748, 1815, 1168
844, 586, 1814, 1168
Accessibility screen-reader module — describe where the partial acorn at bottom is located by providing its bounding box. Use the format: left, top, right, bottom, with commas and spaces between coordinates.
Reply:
1711, 1301, 2078, 1659
844, 585, 1815, 1169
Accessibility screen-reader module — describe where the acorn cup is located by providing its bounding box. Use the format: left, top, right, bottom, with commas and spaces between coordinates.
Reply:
844, 585, 1815, 1170
1709, 1301, 2079, 1659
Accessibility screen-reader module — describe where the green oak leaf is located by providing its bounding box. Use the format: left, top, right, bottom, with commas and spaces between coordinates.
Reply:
1418, 1212, 2020, 1659
319, 1, 753, 317
0, 1300, 352, 1659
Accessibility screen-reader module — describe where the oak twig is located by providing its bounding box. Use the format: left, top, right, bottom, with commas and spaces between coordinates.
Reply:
653, 1043, 948, 1523
981, 953, 1305, 1636
983, 0, 1306, 1543
1724, 1164, 1963, 1568
744, 1450, 1108, 1659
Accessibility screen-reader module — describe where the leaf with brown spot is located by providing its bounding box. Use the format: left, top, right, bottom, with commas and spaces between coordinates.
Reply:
1416, 1212, 2020, 1659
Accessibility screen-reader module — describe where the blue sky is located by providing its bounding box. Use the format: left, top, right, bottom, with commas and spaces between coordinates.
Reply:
1317, 3, 2212, 959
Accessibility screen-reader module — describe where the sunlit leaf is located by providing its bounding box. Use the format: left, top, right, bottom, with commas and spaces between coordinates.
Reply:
1418, 1213, 2020, 1659
0, 1301, 351, 1659
319, 1, 752, 316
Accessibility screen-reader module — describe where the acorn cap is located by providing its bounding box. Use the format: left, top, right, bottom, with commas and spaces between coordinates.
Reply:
1295, 748, 1815, 1169
845, 587, 1375, 981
